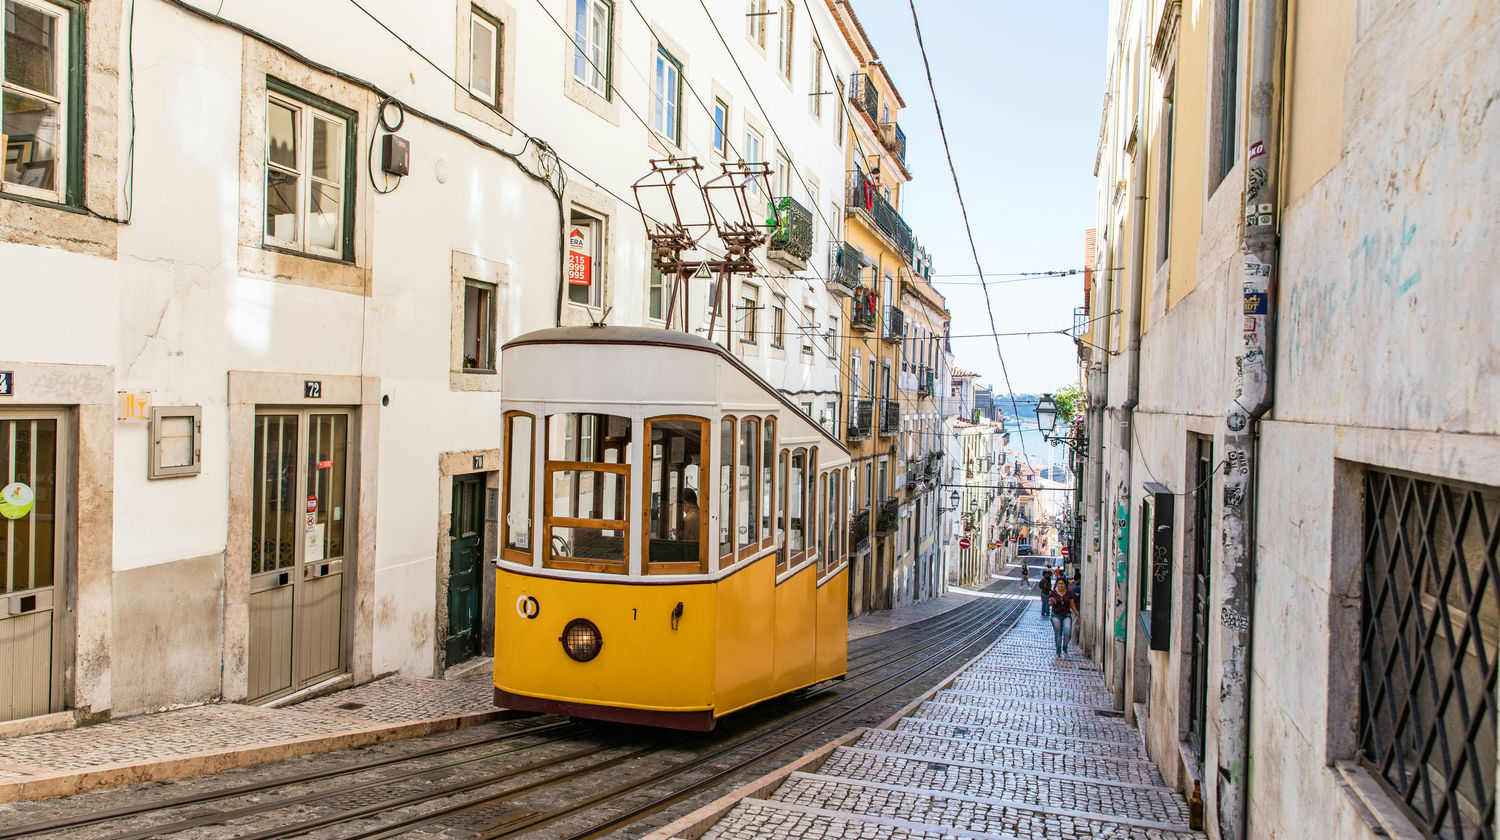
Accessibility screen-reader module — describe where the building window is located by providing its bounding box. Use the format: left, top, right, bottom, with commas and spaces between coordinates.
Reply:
774, 151, 791, 197
744, 128, 762, 198
652, 46, 681, 144
1359, 469, 1498, 840
148, 406, 203, 480
469, 8, 502, 108
264, 84, 355, 260
740, 284, 758, 343
1, 0, 75, 204
567, 209, 604, 308
463, 279, 497, 371
771, 296, 785, 347
1216, 0, 1240, 183
809, 41, 824, 118
826, 315, 838, 360
777, 2, 794, 79
802, 304, 815, 354
712, 98, 728, 156
1158, 74, 1176, 265
1187, 438, 1213, 763
834, 77, 845, 146
647, 266, 665, 321
746, 0, 767, 49
572, 0, 612, 97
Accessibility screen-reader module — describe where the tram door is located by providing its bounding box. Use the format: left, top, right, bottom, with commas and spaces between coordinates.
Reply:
248, 411, 351, 703
446, 474, 484, 665
0, 414, 65, 722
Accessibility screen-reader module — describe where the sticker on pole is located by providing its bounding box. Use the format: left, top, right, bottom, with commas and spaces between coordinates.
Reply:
0, 483, 34, 519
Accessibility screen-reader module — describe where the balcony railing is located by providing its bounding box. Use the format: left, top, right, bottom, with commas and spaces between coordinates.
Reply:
875, 498, 899, 534
766, 195, 813, 269
847, 397, 873, 440
828, 242, 863, 298
847, 167, 914, 261
1073, 305, 1090, 338
918, 367, 934, 396
879, 122, 907, 165
851, 509, 870, 550
879, 398, 899, 435
849, 72, 878, 124
851, 286, 879, 331
882, 306, 905, 343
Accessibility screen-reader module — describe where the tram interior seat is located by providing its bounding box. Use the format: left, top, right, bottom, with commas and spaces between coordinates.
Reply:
647, 538, 699, 565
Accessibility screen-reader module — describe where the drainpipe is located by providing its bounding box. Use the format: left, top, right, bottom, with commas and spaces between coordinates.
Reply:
1111, 137, 1148, 713
1218, 0, 1286, 837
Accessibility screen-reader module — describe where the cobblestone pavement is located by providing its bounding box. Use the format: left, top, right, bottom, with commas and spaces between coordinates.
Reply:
0, 673, 498, 794
696, 612, 1204, 840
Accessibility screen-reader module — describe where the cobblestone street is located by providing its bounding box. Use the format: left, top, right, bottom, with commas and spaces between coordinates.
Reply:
694, 610, 1202, 840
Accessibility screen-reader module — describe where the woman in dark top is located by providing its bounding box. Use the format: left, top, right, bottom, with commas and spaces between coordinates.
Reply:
1049, 578, 1076, 658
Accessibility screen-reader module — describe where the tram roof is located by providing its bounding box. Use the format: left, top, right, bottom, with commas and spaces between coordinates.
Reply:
504, 325, 850, 455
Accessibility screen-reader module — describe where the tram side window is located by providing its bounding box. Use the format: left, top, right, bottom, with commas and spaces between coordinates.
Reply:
644, 416, 706, 572
719, 418, 735, 562
776, 450, 788, 571
504, 412, 534, 558
805, 449, 817, 566
761, 417, 775, 548
544, 412, 631, 571
788, 449, 806, 561
737, 418, 758, 552
821, 472, 840, 576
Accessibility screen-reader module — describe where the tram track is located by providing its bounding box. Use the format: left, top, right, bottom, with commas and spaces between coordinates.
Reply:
0, 571, 1029, 840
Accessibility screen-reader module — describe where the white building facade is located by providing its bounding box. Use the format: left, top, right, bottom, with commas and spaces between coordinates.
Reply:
0, 0, 858, 724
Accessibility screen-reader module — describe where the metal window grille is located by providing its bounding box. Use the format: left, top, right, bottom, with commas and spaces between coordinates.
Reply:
1359, 469, 1499, 840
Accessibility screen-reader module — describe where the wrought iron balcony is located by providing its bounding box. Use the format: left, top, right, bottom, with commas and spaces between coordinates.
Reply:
875, 498, 899, 534
851, 286, 879, 331
846, 167, 914, 261
879, 398, 899, 435
828, 242, 863, 298
882, 306, 905, 344
849, 72, 878, 124
766, 195, 813, 269
879, 122, 907, 165
850, 509, 870, 550
847, 397, 873, 440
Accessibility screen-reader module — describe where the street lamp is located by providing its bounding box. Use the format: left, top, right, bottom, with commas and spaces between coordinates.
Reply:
1036, 393, 1057, 435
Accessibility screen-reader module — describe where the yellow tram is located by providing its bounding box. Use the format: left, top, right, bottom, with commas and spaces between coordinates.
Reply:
493, 326, 851, 730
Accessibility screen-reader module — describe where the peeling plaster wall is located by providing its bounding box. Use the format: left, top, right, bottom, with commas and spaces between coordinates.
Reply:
1092, 0, 1500, 838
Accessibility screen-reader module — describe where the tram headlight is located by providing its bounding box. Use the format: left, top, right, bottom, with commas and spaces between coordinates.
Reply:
559, 618, 603, 662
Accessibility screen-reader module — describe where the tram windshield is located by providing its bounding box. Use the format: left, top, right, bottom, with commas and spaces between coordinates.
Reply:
544, 412, 631, 570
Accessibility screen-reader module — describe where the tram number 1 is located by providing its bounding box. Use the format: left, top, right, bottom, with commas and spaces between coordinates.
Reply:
632, 608, 637, 620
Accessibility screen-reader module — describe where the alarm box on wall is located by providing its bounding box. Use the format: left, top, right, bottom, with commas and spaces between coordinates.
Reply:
381, 134, 410, 176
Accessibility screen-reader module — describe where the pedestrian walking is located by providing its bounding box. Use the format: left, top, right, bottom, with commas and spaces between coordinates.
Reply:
1050, 577, 1077, 658
1021, 559, 1030, 587
1039, 567, 1053, 617
1069, 572, 1083, 647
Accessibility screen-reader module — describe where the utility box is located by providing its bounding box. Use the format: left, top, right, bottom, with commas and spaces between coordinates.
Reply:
381, 134, 410, 176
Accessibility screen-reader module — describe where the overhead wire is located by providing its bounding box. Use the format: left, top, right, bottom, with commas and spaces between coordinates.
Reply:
903, 0, 1034, 469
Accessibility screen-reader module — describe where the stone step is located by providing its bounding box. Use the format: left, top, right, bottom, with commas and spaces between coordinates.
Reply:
910, 701, 1141, 743
855, 728, 1167, 787
812, 747, 1192, 827
895, 717, 1150, 762
768, 772, 1202, 839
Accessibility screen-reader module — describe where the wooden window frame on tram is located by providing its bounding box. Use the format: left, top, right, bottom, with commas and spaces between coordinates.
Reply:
543, 459, 630, 574
500, 410, 534, 566
642, 414, 710, 576
735, 416, 761, 565
817, 466, 848, 586
778, 445, 816, 579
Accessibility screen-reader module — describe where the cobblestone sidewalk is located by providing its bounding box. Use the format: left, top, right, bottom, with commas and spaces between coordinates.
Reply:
691, 610, 1203, 840
0, 672, 500, 802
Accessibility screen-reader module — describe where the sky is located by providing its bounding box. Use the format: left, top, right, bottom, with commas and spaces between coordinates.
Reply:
850, 1, 1106, 397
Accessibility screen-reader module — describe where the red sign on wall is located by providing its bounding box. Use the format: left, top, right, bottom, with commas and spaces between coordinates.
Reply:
567, 227, 592, 286
959, 537, 971, 550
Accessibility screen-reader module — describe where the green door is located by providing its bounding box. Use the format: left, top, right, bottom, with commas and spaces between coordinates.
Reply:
446, 474, 484, 665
